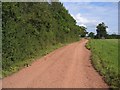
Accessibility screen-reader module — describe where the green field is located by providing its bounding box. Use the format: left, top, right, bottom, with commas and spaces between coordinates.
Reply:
86, 39, 119, 88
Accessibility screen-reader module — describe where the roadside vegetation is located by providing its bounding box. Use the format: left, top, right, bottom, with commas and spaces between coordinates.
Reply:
2, 3, 120, 88
2, 2, 88, 77
2, 43, 68, 77
86, 39, 119, 88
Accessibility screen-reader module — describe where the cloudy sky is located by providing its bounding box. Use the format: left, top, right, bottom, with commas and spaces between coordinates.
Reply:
60, 1, 118, 35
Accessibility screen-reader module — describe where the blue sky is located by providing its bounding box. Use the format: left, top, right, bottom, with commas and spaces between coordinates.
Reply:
60, 2, 118, 35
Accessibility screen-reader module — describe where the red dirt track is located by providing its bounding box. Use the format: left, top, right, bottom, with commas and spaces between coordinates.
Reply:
2, 39, 108, 88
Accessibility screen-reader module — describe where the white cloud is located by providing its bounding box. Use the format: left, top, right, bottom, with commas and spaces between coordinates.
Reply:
64, 2, 118, 34
79, 24, 87, 27
72, 13, 89, 24
106, 28, 109, 32
71, 13, 99, 26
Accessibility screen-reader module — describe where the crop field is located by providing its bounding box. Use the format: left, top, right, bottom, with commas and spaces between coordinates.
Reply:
87, 39, 119, 88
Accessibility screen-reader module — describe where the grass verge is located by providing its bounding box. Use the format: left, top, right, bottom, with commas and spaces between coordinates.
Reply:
86, 39, 119, 88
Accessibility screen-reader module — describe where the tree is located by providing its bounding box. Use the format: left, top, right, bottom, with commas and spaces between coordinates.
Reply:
88, 32, 95, 38
80, 26, 88, 37
96, 22, 108, 39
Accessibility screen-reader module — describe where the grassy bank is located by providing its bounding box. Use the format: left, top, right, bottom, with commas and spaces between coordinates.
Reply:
86, 39, 119, 88
2, 42, 70, 78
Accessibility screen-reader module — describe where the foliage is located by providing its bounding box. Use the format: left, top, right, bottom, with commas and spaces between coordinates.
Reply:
79, 26, 88, 37
87, 39, 119, 88
106, 34, 120, 39
96, 22, 108, 39
88, 32, 95, 38
2, 2, 85, 77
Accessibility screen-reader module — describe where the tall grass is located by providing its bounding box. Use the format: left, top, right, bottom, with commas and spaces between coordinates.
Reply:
86, 39, 119, 88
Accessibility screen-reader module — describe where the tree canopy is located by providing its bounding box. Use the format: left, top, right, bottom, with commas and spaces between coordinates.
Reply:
96, 22, 108, 39
88, 32, 95, 38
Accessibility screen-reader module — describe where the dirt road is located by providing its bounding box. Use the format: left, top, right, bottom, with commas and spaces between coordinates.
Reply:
2, 39, 108, 88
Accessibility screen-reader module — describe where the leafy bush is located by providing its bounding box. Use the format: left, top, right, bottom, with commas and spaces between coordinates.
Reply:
2, 2, 85, 77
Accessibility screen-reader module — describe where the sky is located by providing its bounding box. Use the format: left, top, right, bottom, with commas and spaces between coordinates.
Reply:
60, 1, 118, 35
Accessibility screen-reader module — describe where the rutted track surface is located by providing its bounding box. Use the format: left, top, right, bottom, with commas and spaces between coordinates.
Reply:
2, 39, 108, 88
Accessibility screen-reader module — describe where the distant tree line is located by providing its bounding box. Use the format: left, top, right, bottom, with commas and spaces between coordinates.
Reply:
106, 34, 120, 39
2, 2, 86, 71
88, 22, 120, 39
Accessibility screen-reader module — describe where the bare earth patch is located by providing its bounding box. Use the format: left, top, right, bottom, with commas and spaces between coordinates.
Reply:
2, 39, 108, 88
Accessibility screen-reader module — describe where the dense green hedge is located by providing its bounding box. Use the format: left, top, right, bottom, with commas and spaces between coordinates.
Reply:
2, 2, 85, 75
